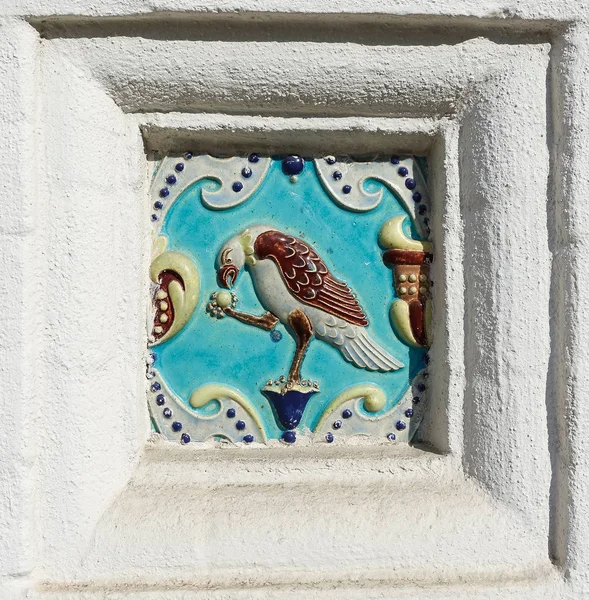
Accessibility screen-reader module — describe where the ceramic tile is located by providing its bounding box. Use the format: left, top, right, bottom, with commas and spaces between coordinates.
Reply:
146, 153, 431, 445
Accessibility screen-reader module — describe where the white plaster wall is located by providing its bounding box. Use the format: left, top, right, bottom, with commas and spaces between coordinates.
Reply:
1, 2, 589, 599
460, 60, 551, 533
0, 18, 40, 592
36, 44, 149, 576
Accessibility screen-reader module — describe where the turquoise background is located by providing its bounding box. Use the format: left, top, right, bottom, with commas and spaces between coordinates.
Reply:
154, 157, 426, 439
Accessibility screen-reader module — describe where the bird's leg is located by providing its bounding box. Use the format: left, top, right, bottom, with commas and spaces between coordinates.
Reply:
286, 309, 313, 387
224, 307, 279, 331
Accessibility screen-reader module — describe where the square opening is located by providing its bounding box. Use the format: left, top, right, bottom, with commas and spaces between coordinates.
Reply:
145, 147, 434, 447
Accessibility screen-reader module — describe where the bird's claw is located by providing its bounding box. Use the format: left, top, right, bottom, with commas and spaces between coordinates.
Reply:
206, 291, 238, 319
280, 378, 297, 395
263, 376, 320, 395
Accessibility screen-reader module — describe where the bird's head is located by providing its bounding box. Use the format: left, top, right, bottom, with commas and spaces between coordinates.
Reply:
216, 225, 273, 288
216, 236, 245, 289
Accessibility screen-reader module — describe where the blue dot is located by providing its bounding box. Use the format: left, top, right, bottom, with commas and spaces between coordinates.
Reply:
398, 167, 408, 177
181, 433, 190, 444
326, 156, 336, 165
248, 153, 260, 163
159, 188, 170, 198
236, 420, 246, 431
151, 214, 158, 222
396, 420, 407, 431
270, 329, 282, 342
282, 155, 305, 176
243, 434, 254, 443
166, 174, 177, 185
156, 394, 165, 406
163, 408, 172, 418
184, 152, 193, 159
332, 171, 342, 180
405, 408, 414, 418
391, 156, 400, 164
418, 204, 427, 215
342, 185, 352, 194
342, 409, 352, 419
226, 408, 236, 418
175, 163, 184, 172
232, 181, 243, 192
325, 432, 334, 443
154, 201, 163, 209
172, 421, 182, 432
242, 167, 252, 178
413, 396, 421, 404
405, 178, 416, 189
387, 432, 396, 441
412, 191, 422, 202
424, 353, 430, 365
333, 420, 342, 430
151, 382, 161, 392
417, 382, 426, 392
282, 430, 296, 444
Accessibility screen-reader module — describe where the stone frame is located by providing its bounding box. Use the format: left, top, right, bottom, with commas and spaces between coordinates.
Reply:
1, 9, 587, 599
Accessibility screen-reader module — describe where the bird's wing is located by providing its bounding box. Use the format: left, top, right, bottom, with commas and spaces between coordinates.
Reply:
254, 230, 369, 326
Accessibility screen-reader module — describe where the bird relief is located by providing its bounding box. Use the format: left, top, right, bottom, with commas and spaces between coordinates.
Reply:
146, 153, 432, 446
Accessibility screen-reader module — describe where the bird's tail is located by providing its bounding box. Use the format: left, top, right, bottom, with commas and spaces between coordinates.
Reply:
340, 328, 404, 372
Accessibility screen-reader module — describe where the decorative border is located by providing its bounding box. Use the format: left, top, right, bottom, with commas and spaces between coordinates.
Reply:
147, 368, 268, 444
150, 153, 271, 229
147, 360, 428, 445
314, 154, 430, 238
313, 370, 428, 443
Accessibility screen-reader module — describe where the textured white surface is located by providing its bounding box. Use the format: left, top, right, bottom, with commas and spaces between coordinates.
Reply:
3, 0, 587, 19
0, 1, 588, 598
58, 444, 553, 588
0, 17, 39, 587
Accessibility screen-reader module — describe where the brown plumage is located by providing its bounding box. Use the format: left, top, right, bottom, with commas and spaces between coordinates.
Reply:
254, 230, 369, 327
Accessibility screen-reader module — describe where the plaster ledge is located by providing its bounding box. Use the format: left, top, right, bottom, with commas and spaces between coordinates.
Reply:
37, 440, 555, 591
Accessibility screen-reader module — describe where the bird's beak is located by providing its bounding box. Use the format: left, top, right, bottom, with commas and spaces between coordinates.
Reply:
217, 264, 240, 289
